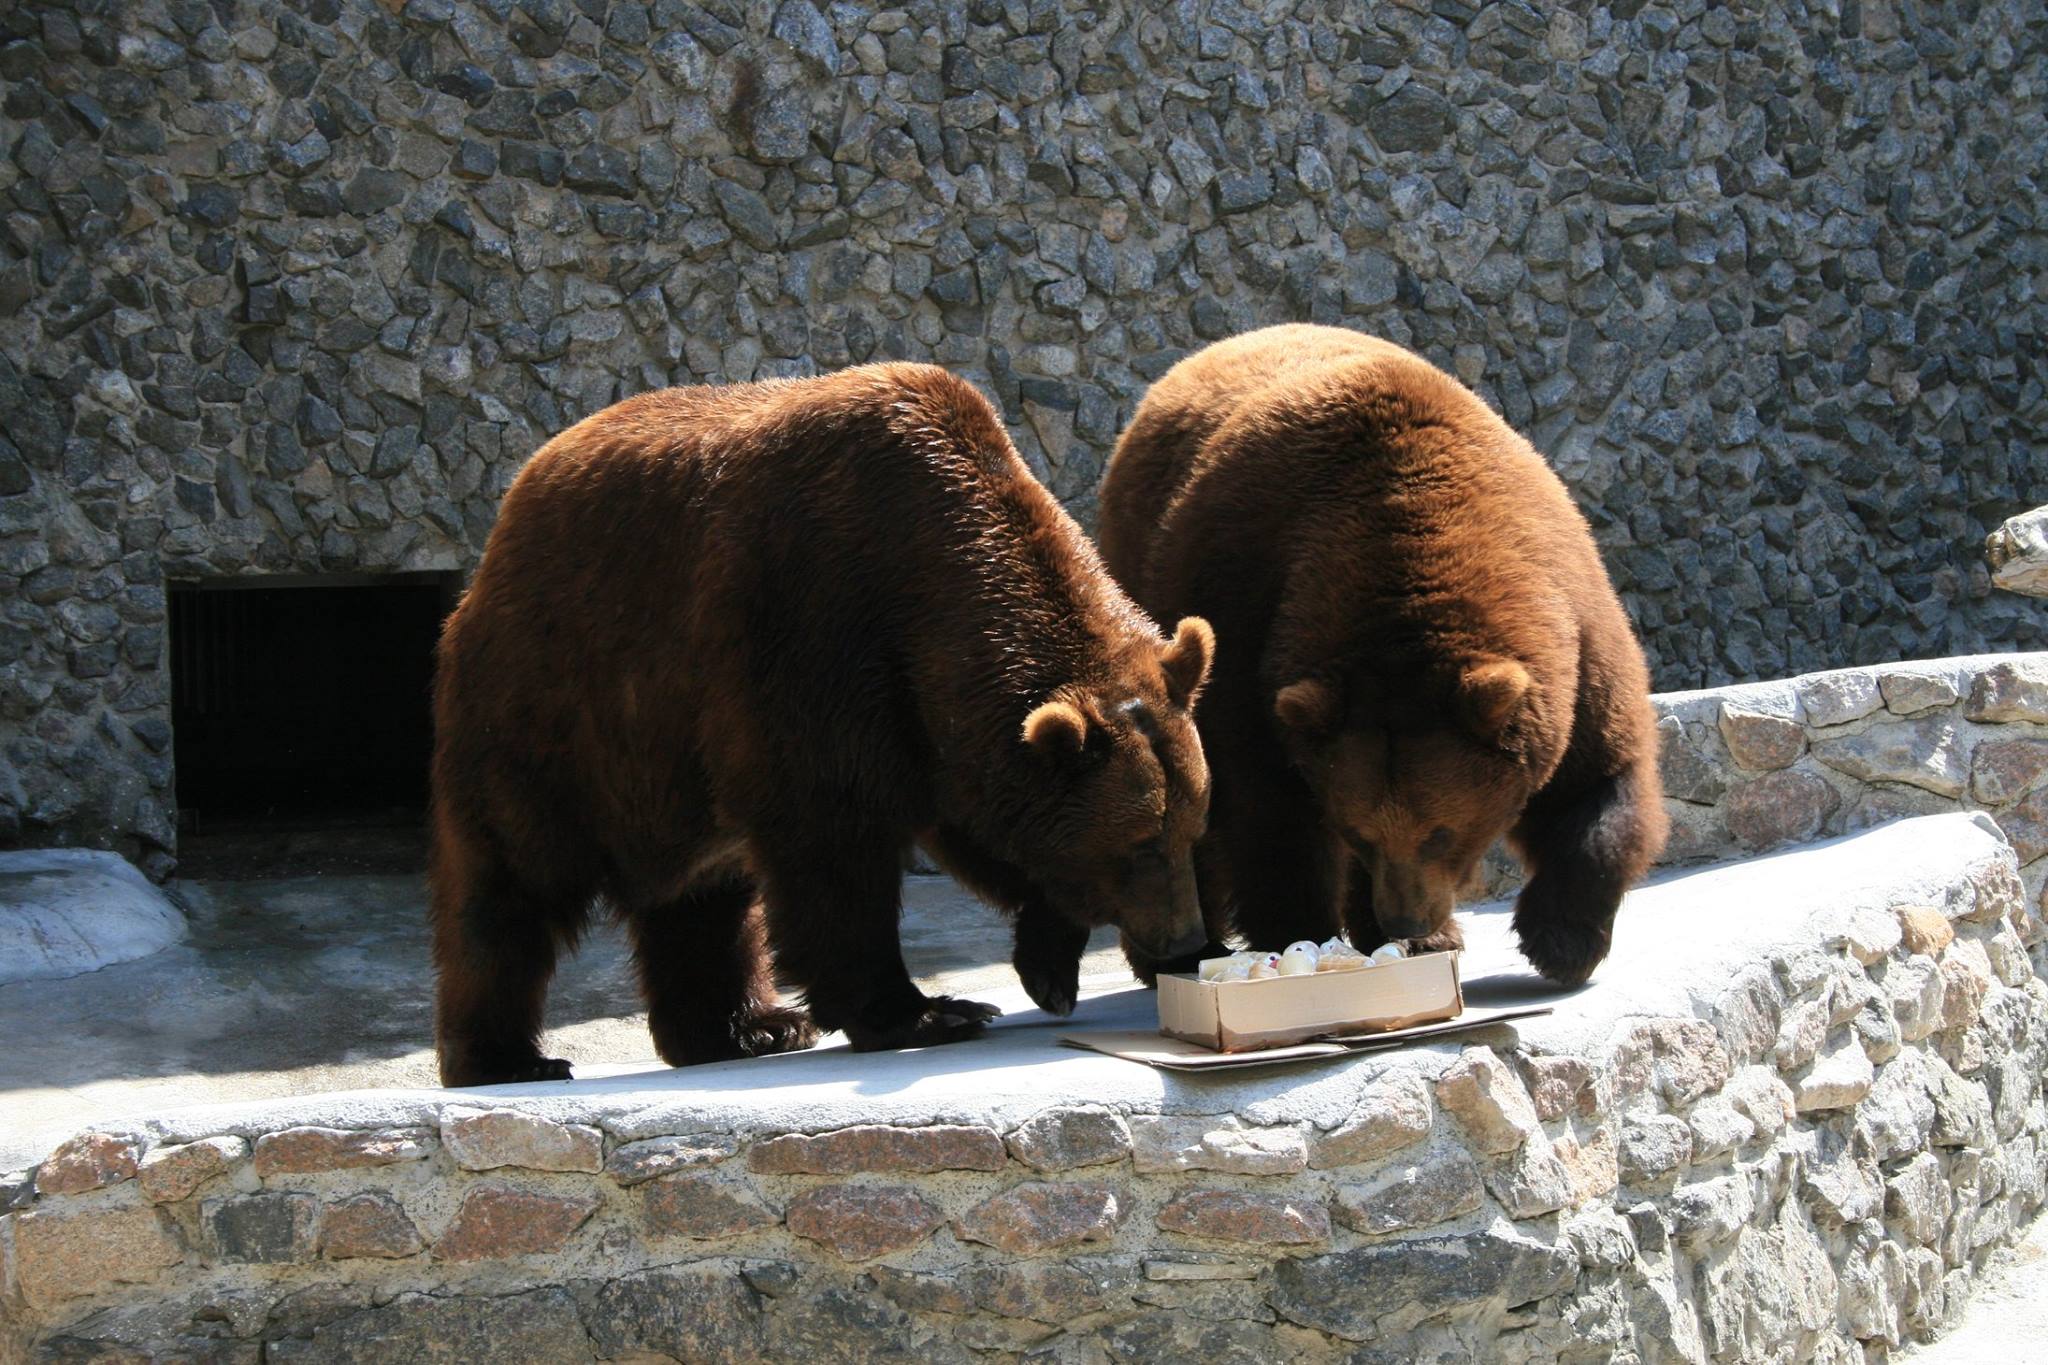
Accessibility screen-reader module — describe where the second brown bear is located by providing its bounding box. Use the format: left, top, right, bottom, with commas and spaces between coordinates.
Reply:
1098, 324, 1666, 986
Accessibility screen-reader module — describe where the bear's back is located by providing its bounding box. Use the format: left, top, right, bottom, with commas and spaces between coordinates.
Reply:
1116, 328, 1601, 696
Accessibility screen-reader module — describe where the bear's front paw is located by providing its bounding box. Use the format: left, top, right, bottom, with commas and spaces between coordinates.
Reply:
1403, 918, 1465, 957
845, 996, 1002, 1051
1515, 915, 1611, 987
1120, 935, 1226, 990
734, 1005, 820, 1057
1018, 957, 1080, 1016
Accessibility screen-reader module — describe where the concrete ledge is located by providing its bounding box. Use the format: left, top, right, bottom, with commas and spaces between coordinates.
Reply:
0, 850, 186, 987
2, 813, 2043, 1361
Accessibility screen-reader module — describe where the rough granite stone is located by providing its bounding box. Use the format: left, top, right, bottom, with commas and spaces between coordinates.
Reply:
1436, 1047, 1540, 1154
1796, 1036, 1878, 1112
1270, 1231, 1577, 1340
202, 1191, 319, 1264
271, 1288, 594, 1363
747, 1124, 1005, 1175
1619, 1115, 1693, 1184
442, 1110, 603, 1173
1310, 1076, 1435, 1167
253, 1127, 432, 1176
137, 1136, 247, 1203
35, 1131, 140, 1195
964, 1260, 1131, 1321
1897, 905, 1956, 957
1996, 787, 2048, 864
1799, 673, 1885, 728
320, 1192, 423, 1260
1718, 702, 1806, 770
1725, 770, 1842, 851
1811, 716, 1969, 798
579, 1267, 758, 1363
1965, 660, 2048, 724
1005, 1108, 1131, 1171
1331, 1148, 1483, 1234
784, 1185, 944, 1261
642, 1174, 778, 1240
1155, 1190, 1329, 1246
953, 1182, 1122, 1254
1879, 672, 1962, 716
1129, 1118, 1307, 1175
1970, 739, 2048, 806
1886, 1153, 1951, 1246
604, 1133, 740, 1185
1485, 1136, 1578, 1219
12, 1206, 184, 1307
1987, 508, 2048, 597
1519, 1054, 1600, 1121
434, 1184, 598, 1262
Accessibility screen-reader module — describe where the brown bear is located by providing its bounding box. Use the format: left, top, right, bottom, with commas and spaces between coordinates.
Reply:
431, 363, 1215, 1086
1097, 324, 1665, 986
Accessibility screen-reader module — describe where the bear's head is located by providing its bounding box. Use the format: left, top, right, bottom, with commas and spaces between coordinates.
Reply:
1274, 657, 1561, 941
1015, 617, 1215, 960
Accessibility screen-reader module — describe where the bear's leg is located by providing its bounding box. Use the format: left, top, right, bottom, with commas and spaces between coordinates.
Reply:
1340, 861, 1465, 956
432, 862, 576, 1088
759, 839, 1001, 1051
1013, 896, 1092, 1016
1222, 815, 1341, 953
1510, 768, 1661, 986
628, 876, 819, 1065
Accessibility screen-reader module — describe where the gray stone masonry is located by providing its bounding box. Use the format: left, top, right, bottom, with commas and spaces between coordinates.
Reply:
1478, 654, 2048, 927
0, 811, 2042, 1362
2, 0, 2045, 867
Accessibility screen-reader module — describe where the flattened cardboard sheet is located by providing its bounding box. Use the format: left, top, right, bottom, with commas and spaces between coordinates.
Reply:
1059, 1002, 1553, 1071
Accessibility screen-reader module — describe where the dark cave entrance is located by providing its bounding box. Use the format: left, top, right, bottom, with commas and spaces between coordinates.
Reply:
169, 574, 457, 845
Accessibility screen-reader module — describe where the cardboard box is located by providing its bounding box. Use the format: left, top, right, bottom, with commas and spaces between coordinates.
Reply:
1156, 950, 1464, 1052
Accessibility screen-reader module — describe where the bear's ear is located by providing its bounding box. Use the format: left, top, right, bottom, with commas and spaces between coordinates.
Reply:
1161, 617, 1214, 708
1457, 658, 1535, 743
1022, 699, 1090, 756
1274, 678, 1340, 737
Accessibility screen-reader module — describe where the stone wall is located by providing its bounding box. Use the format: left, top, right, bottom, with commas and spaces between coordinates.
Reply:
1, 812, 2044, 1361
1482, 652, 2048, 913
2, 0, 2045, 864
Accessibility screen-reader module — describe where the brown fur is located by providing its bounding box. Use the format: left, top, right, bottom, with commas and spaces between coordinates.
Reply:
432, 364, 1213, 1086
1098, 325, 1666, 986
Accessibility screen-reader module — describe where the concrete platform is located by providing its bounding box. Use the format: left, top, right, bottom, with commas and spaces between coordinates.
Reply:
55, 811, 2022, 1153
3, 813, 2044, 1364
0, 870, 1138, 1173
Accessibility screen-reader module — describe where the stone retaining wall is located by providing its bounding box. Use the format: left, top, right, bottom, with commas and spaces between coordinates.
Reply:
1480, 652, 2048, 915
4, 0, 2046, 865
2, 815, 2043, 1362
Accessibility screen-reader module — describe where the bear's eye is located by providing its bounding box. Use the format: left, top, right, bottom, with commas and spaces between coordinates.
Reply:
1418, 826, 1455, 861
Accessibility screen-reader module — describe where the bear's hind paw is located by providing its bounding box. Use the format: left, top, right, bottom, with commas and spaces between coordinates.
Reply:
845, 996, 1002, 1051
442, 1054, 574, 1087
